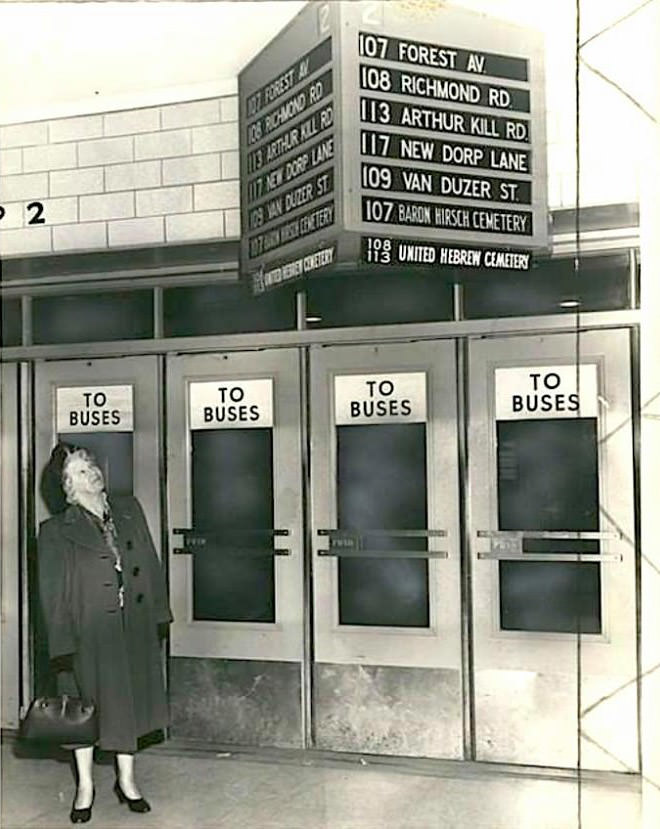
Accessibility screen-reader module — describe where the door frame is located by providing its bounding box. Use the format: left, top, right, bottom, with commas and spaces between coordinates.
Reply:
309, 341, 462, 669
467, 329, 638, 770
166, 348, 305, 663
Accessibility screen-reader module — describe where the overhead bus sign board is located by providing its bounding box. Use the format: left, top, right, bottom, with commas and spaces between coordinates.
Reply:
239, 5, 341, 295
239, 1, 547, 293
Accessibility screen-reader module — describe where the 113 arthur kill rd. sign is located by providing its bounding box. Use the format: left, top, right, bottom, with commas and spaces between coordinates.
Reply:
239, 1, 547, 293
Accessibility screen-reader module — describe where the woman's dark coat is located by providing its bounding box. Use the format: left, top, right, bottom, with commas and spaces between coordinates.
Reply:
38, 495, 172, 752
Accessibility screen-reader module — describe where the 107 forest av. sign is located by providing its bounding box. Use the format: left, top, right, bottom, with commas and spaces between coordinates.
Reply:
239, 1, 547, 292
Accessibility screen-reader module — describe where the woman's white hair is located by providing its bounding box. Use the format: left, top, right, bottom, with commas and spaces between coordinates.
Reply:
61, 447, 100, 504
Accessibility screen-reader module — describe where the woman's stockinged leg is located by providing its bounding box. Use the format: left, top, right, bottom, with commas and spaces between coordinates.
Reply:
72, 746, 94, 808
116, 752, 142, 799
114, 751, 151, 813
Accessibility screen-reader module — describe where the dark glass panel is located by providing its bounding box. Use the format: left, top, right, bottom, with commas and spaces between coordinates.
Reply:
164, 282, 294, 337
500, 561, 601, 634
306, 269, 454, 328
496, 417, 602, 634
497, 418, 599, 533
336, 423, 429, 627
464, 253, 631, 318
33, 291, 153, 344
1, 298, 22, 346
191, 429, 274, 623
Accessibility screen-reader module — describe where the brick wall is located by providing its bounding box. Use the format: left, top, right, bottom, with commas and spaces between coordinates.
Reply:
0, 96, 240, 257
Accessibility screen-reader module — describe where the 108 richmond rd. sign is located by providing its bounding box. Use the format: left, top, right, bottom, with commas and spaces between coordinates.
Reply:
239, 0, 548, 293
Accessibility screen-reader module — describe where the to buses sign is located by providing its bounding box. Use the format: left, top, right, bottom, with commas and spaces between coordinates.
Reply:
239, 1, 547, 293
495, 365, 598, 420
56, 386, 134, 432
189, 379, 273, 429
335, 372, 427, 425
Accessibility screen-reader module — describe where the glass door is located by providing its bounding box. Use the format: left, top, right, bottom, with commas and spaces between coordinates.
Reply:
310, 341, 462, 759
166, 349, 304, 747
469, 329, 638, 771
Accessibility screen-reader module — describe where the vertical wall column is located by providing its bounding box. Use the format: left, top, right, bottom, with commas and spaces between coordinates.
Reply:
640, 38, 660, 827
1, 363, 20, 728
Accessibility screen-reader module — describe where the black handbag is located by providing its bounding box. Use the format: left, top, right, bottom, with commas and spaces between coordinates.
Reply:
19, 694, 98, 745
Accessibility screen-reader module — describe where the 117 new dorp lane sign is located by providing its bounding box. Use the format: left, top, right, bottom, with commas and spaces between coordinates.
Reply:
239, 1, 547, 293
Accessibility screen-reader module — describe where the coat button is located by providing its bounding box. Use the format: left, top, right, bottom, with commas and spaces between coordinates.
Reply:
132, 566, 140, 576
126, 540, 133, 550
136, 593, 144, 603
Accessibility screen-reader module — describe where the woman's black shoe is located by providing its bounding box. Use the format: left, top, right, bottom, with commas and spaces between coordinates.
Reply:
70, 787, 94, 823
114, 781, 151, 813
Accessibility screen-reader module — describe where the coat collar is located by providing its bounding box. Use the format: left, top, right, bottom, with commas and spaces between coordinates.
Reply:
60, 498, 133, 550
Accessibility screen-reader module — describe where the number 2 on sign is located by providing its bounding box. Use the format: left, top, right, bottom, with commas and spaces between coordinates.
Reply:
0, 201, 46, 225
361, 1, 383, 26
318, 3, 330, 34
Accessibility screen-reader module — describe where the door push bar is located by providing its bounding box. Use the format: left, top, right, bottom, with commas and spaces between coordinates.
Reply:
172, 527, 291, 557
476, 530, 622, 540
316, 528, 448, 559
476, 552, 623, 562
475, 529, 622, 562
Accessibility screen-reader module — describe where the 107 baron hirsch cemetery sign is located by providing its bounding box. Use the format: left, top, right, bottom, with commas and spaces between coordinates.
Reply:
239, 1, 547, 293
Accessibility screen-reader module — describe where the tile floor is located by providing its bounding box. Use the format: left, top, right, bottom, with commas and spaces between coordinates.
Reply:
0, 740, 642, 829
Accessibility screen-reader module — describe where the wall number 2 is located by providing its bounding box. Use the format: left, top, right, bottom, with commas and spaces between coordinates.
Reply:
27, 201, 45, 224
0, 201, 46, 225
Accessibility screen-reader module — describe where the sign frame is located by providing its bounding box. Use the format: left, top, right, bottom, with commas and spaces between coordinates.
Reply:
238, 2, 345, 294
56, 384, 134, 433
188, 378, 274, 430
339, 2, 548, 252
239, 0, 549, 293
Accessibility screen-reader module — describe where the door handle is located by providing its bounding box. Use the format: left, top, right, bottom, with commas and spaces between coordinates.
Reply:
317, 549, 449, 559
317, 529, 446, 537
172, 527, 291, 556
475, 530, 621, 540
474, 529, 622, 562
316, 528, 448, 559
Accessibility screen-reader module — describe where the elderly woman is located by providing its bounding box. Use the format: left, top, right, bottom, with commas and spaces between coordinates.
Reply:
38, 443, 172, 824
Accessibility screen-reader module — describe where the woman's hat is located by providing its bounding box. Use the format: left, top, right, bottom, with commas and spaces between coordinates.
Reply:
40, 442, 81, 514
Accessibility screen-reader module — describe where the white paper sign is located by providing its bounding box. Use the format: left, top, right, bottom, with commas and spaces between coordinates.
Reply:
335, 372, 427, 425
56, 385, 134, 432
495, 365, 598, 420
189, 379, 273, 429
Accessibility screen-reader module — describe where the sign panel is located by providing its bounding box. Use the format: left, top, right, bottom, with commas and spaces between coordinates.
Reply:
361, 236, 531, 270
335, 372, 427, 425
56, 385, 134, 432
240, 1, 547, 293
189, 379, 273, 429
341, 3, 547, 259
239, 4, 341, 294
495, 365, 598, 420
